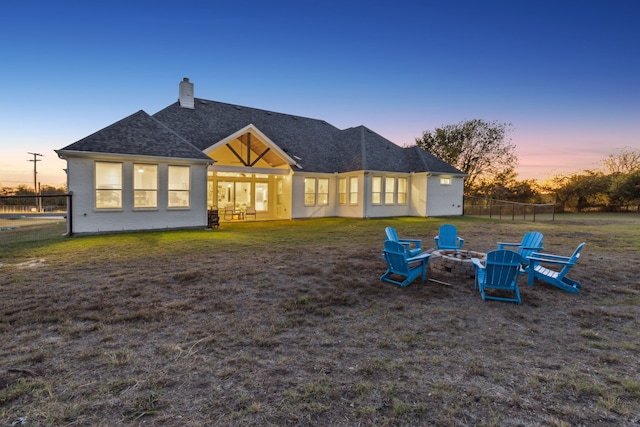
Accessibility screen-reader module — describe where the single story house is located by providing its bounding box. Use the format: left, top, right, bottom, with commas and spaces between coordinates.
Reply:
56, 78, 465, 234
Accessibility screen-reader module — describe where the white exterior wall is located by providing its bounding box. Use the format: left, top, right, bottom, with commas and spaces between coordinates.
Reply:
362, 173, 413, 218
410, 173, 428, 217
65, 155, 209, 234
290, 173, 339, 218
425, 174, 465, 216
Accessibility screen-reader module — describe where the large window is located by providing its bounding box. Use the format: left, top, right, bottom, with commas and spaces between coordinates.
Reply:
349, 177, 358, 205
371, 177, 382, 205
385, 177, 395, 205
304, 177, 329, 206
95, 162, 122, 209
397, 177, 407, 205
168, 166, 190, 208
134, 164, 158, 208
338, 178, 347, 205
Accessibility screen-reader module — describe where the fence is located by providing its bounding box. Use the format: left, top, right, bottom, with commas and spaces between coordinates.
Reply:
0, 194, 71, 232
464, 196, 555, 222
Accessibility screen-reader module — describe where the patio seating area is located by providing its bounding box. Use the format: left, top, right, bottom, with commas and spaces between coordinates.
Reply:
382, 225, 586, 304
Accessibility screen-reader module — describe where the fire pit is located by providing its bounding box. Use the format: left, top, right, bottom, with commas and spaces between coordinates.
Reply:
429, 249, 486, 282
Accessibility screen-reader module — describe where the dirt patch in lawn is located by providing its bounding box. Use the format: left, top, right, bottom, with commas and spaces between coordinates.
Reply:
1, 217, 639, 426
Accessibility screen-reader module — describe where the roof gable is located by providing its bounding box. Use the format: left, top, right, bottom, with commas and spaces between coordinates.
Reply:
152, 99, 464, 175
57, 110, 211, 161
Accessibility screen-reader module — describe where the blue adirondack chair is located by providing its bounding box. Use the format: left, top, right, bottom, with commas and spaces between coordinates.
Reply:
434, 224, 464, 250
497, 231, 544, 269
381, 240, 430, 287
472, 249, 525, 304
527, 242, 585, 293
385, 226, 422, 257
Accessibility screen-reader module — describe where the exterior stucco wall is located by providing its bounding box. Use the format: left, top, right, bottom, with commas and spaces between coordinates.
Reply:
425, 175, 465, 216
362, 173, 413, 218
291, 173, 339, 218
65, 155, 208, 234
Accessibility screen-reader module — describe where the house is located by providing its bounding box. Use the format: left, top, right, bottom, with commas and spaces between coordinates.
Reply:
55, 78, 465, 234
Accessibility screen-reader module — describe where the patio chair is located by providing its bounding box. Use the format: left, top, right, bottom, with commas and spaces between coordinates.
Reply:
223, 207, 235, 220
244, 206, 257, 220
434, 224, 464, 250
385, 226, 423, 257
472, 249, 525, 304
207, 209, 220, 228
527, 242, 585, 293
381, 240, 430, 287
497, 231, 544, 269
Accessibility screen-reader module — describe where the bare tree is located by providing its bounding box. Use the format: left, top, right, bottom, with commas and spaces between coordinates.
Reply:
602, 147, 640, 175
415, 119, 517, 189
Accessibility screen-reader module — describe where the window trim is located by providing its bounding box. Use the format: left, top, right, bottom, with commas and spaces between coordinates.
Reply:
371, 176, 382, 205
397, 177, 408, 205
349, 176, 358, 205
338, 177, 347, 205
168, 165, 191, 209
133, 163, 158, 209
95, 161, 123, 210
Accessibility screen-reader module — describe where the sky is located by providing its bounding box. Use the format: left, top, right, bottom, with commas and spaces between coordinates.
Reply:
1, 0, 639, 189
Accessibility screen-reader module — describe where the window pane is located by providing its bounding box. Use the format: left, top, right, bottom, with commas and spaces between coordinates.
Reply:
255, 183, 268, 211
304, 178, 316, 206
134, 164, 157, 208
349, 177, 358, 205
168, 166, 190, 190
317, 178, 329, 206
95, 162, 122, 208
385, 177, 395, 204
338, 178, 347, 205
397, 177, 407, 205
371, 177, 381, 205
168, 166, 190, 208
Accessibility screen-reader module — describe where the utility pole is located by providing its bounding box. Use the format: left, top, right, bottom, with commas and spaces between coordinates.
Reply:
28, 152, 43, 212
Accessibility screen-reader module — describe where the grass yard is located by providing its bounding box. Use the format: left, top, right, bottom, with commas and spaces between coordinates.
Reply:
1, 214, 639, 426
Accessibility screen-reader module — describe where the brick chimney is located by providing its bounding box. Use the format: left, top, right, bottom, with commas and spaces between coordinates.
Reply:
179, 78, 194, 109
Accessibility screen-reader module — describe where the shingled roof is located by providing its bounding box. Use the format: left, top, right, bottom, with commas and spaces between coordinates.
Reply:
58, 97, 464, 176
57, 110, 211, 161
151, 99, 464, 175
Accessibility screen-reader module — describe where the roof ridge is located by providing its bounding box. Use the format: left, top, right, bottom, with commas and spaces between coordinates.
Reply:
193, 97, 339, 128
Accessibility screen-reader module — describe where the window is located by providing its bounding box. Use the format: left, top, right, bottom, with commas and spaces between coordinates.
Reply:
385, 177, 395, 205
134, 164, 158, 208
95, 162, 122, 209
349, 177, 358, 205
317, 178, 329, 206
440, 177, 452, 185
397, 177, 407, 205
255, 182, 268, 211
338, 178, 347, 205
304, 178, 329, 206
304, 178, 316, 206
168, 166, 190, 208
371, 177, 382, 205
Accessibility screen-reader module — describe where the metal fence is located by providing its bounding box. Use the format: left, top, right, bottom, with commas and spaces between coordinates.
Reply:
464, 196, 555, 222
0, 194, 70, 231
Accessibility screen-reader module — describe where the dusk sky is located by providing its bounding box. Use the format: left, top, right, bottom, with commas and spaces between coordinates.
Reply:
1, 1, 638, 188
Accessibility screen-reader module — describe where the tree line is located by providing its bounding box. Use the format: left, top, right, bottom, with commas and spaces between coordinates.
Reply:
416, 120, 640, 212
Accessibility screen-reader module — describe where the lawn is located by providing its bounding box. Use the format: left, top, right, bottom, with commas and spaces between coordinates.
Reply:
1, 214, 639, 426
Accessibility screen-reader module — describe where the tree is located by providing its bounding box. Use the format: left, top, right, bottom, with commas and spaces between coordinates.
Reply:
415, 119, 517, 190
609, 170, 640, 211
602, 147, 640, 175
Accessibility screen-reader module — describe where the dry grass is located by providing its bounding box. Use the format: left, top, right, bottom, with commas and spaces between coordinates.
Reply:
1, 214, 639, 426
